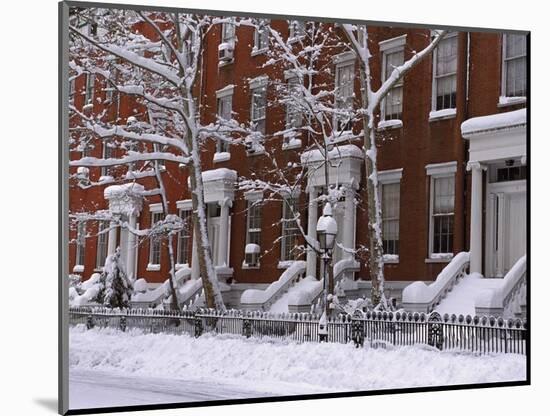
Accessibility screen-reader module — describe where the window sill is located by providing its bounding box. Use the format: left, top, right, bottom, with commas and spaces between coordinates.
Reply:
146, 264, 161, 271
377, 119, 403, 131
213, 152, 231, 163
73, 265, 84, 273
429, 108, 457, 122
498, 96, 526, 107
242, 261, 261, 270
175, 263, 190, 270
218, 59, 234, 68
425, 256, 452, 264
246, 148, 266, 157
383, 255, 399, 264
251, 48, 268, 57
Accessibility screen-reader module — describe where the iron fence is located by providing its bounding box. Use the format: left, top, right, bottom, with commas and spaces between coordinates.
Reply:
68, 307, 527, 355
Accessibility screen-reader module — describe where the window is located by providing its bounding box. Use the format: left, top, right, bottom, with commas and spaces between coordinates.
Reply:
149, 211, 163, 266
95, 221, 109, 269
177, 209, 192, 265
102, 143, 113, 177
221, 20, 236, 44
502, 34, 527, 98
285, 76, 303, 133
75, 221, 86, 268
281, 197, 300, 261
253, 19, 269, 52
432, 33, 457, 111
245, 200, 262, 266
381, 182, 400, 256
289, 20, 305, 39
382, 48, 405, 120
250, 85, 267, 134
335, 61, 355, 131
216, 93, 232, 153
84, 73, 95, 105
430, 176, 455, 256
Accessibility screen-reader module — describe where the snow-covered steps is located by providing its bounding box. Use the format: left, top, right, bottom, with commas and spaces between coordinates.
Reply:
269, 276, 322, 314
240, 261, 306, 311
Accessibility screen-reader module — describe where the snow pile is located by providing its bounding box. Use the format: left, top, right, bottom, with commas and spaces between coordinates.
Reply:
202, 167, 237, 183
300, 144, 363, 165
402, 252, 470, 304
70, 326, 526, 392
103, 182, 145, 199
461, 108, 526, 136
271, 276, 322, 312
71, 273, 103, 306
241, 261, 306, 305
435, 273, 503, 316
475, 255, 527, 309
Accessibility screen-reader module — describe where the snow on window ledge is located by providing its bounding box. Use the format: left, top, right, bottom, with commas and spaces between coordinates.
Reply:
73, 265, 84, 273
251, 47, 268, 57
425, 253, 453, 263
377, 119, 403, 131
282, 137, 302, 150
146, 263, 161, 271
213, 152, 231, 163
242, 260, 261, 270
429, 108, 457, 122
383, 254, 399, 264
498, 96, 526, 107
175, 263, 190, 270
246, 145, 266, 157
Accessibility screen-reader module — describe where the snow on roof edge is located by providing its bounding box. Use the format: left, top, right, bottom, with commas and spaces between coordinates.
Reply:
461, 109, 526, 137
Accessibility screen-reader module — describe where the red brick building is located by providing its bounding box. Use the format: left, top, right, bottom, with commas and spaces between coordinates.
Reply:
68, 12, 527, 310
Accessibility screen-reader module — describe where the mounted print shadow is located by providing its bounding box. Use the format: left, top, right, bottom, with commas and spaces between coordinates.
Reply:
59, 1, 529, 414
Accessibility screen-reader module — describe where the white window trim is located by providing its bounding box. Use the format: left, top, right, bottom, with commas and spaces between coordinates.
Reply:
216, 85, 235, 99
288, 20, 306, 42
280, 195, 299, 262
244, 197, 263, 267
252, 19, 270, 55
95, 220, 109, 271
248, 75, 268, 90
176, 207, 192, 267
426, 167, 456, 261
379, 34, 407, 52
149, 203, 163, 213
244, 190, 263, 201
378, 168, 403, 184
74, 221, 86, 271
215, 87, 234, 157
379, 169, 403, 263
500, 33, 527, 105
425, 161, 457, 177
176, 199, 193, 210
431, 31, 458, 114
334, 53, 356, 133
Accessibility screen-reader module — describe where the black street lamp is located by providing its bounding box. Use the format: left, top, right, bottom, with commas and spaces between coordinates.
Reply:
316, 202, 337, 341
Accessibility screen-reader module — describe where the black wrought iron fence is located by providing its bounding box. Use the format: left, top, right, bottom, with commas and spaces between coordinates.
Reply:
68, 307, 527, 355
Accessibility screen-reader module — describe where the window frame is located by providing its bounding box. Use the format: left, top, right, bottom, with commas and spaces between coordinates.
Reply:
426, 162, 457, 260
378, 168, 403, 262
95, 220, 109, 270
288, 20, 306, 40
244, 195, 263, 267
333, 52, 356, 132
501, 33, 527, 100
215, 86, 234, 155
280, 195, 300, 262
252, 19, 270, 54
380, 35, 406, 122
431, 32, 458, 113
176, 207, 193, 266
74, 220, 86, 271
84, 73, 95, 105
148, 208, 164, 269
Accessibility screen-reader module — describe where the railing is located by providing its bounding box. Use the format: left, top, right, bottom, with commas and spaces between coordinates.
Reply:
240, 261, 306, 311
402, 252, 470, 313
475, 255, 527, 318
69, 307, 527, 355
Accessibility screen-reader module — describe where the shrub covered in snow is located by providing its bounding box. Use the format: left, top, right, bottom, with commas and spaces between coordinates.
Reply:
103, 248, 133, 309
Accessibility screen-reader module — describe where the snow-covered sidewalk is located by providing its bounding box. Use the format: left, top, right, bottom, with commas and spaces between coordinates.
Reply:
70, 324, 526, 407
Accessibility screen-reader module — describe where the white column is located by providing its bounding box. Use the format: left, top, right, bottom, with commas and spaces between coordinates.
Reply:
191, 229, 200, 279
496, 192, 506, 278
218, 199, 231, 267
469, 162, 484, 274
107, 219, 118, 257
306, 187, 318, 278
126, 214, 137, 280
342, 186, 356, 260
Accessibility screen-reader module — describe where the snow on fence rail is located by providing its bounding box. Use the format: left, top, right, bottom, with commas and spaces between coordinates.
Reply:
68, 307, 527, 355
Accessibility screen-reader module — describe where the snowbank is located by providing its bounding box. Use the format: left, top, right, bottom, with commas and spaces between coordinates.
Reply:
69, 326, 526, 392
241, 261, 306, 305
461, 109, 526, 136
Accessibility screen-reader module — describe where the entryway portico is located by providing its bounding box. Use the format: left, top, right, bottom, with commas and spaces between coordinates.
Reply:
462, 109, 527, 277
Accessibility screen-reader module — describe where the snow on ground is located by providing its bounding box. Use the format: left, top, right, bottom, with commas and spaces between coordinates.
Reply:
435, 273, 503, 316
70, 324, 525, 409
269, 276, 320, 313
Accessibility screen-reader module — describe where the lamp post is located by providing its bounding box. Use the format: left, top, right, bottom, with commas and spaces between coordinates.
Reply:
316, 202, 338, 342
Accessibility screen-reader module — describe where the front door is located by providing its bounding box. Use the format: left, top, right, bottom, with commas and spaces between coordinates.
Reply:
485, 163, 527, 277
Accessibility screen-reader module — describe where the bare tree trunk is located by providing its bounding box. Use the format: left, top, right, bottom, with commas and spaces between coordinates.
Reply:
359, 70, 387, 309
